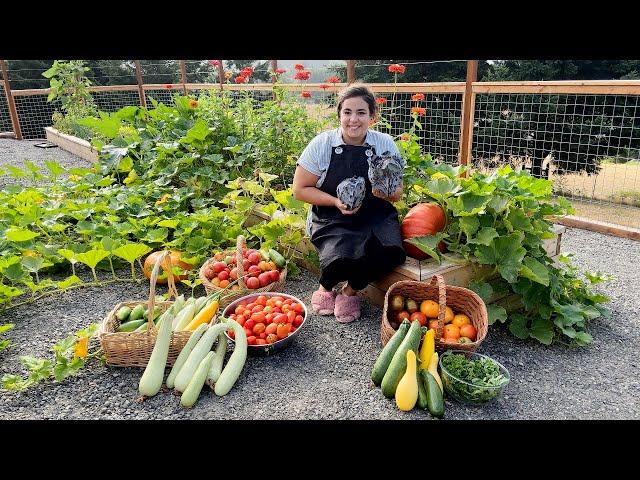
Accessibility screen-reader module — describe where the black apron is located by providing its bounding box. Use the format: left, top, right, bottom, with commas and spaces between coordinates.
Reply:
310, 143, 404, 269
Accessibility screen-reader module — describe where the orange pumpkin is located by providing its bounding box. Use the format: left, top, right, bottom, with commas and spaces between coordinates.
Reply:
143, 250, 193, 284
400, 203, 447, 260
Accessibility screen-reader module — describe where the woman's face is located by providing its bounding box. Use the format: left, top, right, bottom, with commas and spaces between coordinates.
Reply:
339, 96, 374, 145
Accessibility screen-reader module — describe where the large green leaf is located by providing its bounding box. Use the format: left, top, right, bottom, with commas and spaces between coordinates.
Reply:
529, 317, 554, 345
487, 304, 508, 325
468, 280, 493, 303
508, 314, 529, 339
75, 249, 110, 270
5, 228, 39, 242
405, 234, 445, 264
474, 233, 526, 284
113, 243, 152, 265
467, 227, 498, 246
520, 257, 550, 286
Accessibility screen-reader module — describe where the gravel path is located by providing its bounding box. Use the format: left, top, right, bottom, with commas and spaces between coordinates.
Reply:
0, 138, 638, 420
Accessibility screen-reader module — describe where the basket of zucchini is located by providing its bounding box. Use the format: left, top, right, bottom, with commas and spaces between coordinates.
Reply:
99, 251, 222, 368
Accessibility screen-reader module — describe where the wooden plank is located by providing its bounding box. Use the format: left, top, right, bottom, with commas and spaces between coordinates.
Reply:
473, 81, 640, 95
89, 85, 139, 92
1, 60, 22, 140
45, 127, 98, 163
11, 88, 51, 96
367, 83, 466, 93
554, 215, 640, 241
179, 60, 188, 95
346, 60, 355, 84
459, 61, 477, 168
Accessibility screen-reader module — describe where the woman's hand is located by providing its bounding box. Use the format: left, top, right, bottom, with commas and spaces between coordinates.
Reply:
334, 197, 360, 215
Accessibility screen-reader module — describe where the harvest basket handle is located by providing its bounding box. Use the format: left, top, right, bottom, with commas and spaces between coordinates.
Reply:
428, 274, 447, 341
146, 251, 178, 335
234, 235, 248, 289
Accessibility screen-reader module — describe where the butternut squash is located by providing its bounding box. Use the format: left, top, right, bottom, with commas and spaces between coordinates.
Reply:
395, 350, 418, 412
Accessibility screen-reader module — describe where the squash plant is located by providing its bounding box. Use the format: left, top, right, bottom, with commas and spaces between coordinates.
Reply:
397, 134, 611, 347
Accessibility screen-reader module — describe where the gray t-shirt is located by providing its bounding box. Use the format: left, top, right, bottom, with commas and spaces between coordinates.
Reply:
296, 128, 403, 235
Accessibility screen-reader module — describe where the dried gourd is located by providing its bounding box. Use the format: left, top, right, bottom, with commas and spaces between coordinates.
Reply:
367, 151, 405, 198
336, 176, 366, 211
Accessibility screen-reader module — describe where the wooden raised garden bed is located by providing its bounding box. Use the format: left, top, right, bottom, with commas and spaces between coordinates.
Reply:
44, 127, 98, 163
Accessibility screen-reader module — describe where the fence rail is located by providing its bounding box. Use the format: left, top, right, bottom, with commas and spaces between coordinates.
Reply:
0, 60, 639, 236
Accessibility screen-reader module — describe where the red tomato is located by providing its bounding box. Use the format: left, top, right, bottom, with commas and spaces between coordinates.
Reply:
258, 272, 272, 287
255, 339, 267, 345
265, 323, 278, 335
286, 311, 296, 323
253, 323, 266, 335
212, 261, 227, 273
235, 305, 245, 315
274, 313, 288, 324
235, 314, 246, 326
256, 295, 267, 306
294, 315, 304, 327
269, 270, 280, 283
245, 277, 260, 289
247, 336, 257, 345
248, 265, 262, 277
266, 333, 278, 344
248, 252, 262, 265
250, 312, 266, 324
274, 300, 283, 309
397, 311, 410, 322
229, 268, 238, 280
227, 329, 235, 339
244, 319, 256, 331
244, 328, 253, 338
217, 270, 230, 281
276, 322, 291, 339
251, 305, 264, 313
259, 332, 266, 339
410, 311, 427, 326
242, 259, 251, 271
272, 307, 282, 314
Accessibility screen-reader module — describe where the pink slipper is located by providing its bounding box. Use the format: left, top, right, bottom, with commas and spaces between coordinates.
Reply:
311, 288, 337, 315
334, 293, 361, 323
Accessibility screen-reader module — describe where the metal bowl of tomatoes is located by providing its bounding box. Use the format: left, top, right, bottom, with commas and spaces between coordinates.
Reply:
221, 292, 308, 356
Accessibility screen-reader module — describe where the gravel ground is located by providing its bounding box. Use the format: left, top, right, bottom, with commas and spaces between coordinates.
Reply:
0, 138, 638, 420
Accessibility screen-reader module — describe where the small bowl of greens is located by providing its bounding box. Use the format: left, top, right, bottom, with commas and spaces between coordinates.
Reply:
439, 350, 510, 405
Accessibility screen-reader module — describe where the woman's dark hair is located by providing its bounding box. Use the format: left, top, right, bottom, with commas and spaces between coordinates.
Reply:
336, 83, 377, 117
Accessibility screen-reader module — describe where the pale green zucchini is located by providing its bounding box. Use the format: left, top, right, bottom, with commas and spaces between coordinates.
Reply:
138, 311, 174, 397
180, 351, 215, 408
214, 320, 247, 397
165, 323, 209, 389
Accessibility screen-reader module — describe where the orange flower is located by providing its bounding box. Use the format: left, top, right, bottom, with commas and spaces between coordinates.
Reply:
294, 64, 305, 70
294, 70, 311, 81
188, 99, 198, 108
224, 71, 233, 79
301, 91, 312, 98
234, 75, 247, 84
164, 84, 173, 89
388, 64, 406, 74
319, 84, 329, 90
375, 97, 387, 104
74, 337, 88, 359
400, 133, 411, 142
411, 107, 426, 116
411, 93, 425, 101
326, 75, 340, 83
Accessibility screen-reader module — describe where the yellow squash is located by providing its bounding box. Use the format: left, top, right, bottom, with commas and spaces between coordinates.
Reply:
418, 329, 434, 370
395, 350, 419, 412
184, 299, 219, 331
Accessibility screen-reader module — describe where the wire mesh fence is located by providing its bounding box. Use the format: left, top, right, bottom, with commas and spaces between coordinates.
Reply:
0, 85, 13, 133
13, 94, 59, 139
91, 89, 141, 113
472, 92, 640, 228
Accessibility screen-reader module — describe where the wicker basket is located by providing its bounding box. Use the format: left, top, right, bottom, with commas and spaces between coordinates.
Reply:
199, 235, 287, 309
99, 251, 207, 368
381, 274, 488, 352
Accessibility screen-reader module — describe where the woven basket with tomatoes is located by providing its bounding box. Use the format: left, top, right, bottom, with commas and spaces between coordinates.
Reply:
199, 235, 287, 309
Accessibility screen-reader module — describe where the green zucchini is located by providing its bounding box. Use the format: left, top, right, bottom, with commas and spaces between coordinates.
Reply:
421, 370, 444, 418
417, 368, 429, 410
173, 323, 229, 393
268, 249, 286, 268
206, 332, 228, 387
166, 323, 208, 389
380, 320, 423, 398
214, 320, 247, 397
156, 294, 185, 330
117, 318, 146, 332
129, 304, 145, 321
371, 319, 410, 386
180, 351, 215, 408
116, 306, 132, 322
172, 299, 196, 331
138, 311, 174, 398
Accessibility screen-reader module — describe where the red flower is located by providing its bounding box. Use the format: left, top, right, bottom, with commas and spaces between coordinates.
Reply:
275, 68, 287, 74
301, 91, 312, 98
326, 75, 340, 83
411, 93, 425, 101
164, 84, 173, 89
388, 64, 406, 74
234, 75, 247, 84
294, 70, 311, 81
375, 97, 387, 104
319, 84, 329, 90
294, 64, 305, 70
208, 60, 220, 67
411, 107, 426, 116
241, 67, 254, 77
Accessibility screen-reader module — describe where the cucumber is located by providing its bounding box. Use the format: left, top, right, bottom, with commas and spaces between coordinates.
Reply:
180, 351, 215, 408
166, 323, 208, 389
129, 304, 145, 321
173, 323, 229, 393
117, 318, 146, 332
214, 320, 247, 397
206, 332, 228, 386
380, 320, 423, 398
268, 249, 286, 268
417, 368, 429, 410
421, 370, 445, 418
116, 306, 132, 322
371, 319, 410, 386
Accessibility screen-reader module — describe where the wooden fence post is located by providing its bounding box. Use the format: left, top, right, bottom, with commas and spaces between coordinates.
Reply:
179, 60, 188, 96
271, 60, 278, 100
0, 60, 22, 140
134, 60, 147, 108
459, 60, 478, 171
346, 60, 356, 84
218, 61, 225, 91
